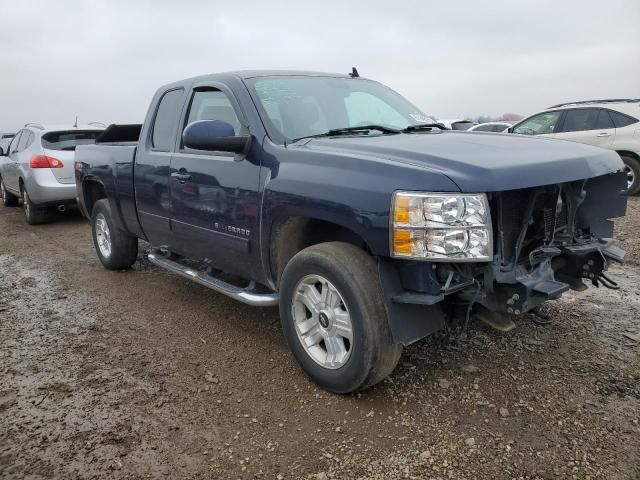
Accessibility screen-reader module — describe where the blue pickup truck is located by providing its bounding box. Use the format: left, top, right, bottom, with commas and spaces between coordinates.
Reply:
75, 70, 627, 393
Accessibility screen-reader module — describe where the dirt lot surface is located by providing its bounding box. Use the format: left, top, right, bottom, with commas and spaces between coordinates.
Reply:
1, 199, 639, 480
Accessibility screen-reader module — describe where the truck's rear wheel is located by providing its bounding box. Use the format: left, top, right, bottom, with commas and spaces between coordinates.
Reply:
21, 187, 49, 225
1, 177, 19, 207
91, 199, 138, 270
279, 242, 402, 393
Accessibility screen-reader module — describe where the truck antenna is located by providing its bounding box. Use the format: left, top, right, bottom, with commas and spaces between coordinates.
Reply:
73, 116, 78, 128
349, 67, 359, 78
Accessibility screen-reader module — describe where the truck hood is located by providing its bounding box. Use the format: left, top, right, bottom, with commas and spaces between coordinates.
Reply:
301, 131, 624, 192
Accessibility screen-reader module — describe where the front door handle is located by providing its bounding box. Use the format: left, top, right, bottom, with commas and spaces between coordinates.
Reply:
596, 132, 611, 137
171, 171, 192, 182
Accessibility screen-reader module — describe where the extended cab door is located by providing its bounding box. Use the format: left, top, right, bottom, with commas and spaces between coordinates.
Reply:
134, 87, 186, 247
553, 108, 616, 149
168, 83, 261, 277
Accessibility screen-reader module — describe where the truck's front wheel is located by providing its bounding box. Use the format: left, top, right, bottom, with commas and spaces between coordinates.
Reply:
279, 242, 402, 393
91, 199, 138, 270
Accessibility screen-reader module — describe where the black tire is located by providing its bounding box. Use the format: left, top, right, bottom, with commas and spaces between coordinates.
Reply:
21, 187, 49, 225
1, 177, 19, 207
621, 155, 640, 195
279, 242, 402, 394
91, 199, 138, 270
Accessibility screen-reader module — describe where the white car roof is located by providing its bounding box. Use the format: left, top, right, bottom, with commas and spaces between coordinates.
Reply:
546, 100, 640, 116
22, 124, 105, 132
438, 119, 466, 124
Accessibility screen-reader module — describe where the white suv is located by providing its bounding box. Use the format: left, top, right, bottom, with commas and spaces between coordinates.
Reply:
510, 99, 640, 194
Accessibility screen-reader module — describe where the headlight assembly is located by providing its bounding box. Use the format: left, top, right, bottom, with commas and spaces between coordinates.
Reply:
391, 192, 493, 261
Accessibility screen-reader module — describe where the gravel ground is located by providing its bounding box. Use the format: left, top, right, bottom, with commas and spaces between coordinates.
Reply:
0, 198, 639, 480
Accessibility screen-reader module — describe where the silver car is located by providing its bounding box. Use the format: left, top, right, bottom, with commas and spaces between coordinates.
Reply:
0, 123, 104, 224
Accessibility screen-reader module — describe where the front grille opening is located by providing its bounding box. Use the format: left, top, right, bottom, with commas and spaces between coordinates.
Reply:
493, 185, 575, 269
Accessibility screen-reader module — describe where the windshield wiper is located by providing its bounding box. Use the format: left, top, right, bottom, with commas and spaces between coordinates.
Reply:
402, 123, 447, 132
292, 124, 401, 143
329, 125, 401, 135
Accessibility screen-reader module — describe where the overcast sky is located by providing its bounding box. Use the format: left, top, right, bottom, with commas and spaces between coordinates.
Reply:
1, 0, 638, 130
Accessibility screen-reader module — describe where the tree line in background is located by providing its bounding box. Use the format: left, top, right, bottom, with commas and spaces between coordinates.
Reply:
471, 113, 524, 123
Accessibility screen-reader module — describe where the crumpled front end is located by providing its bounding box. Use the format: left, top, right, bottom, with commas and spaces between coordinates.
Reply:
472, 171, 627, 320
379, 171, 628, 344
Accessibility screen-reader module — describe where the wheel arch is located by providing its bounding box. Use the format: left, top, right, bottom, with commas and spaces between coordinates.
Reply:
82, 177, 108, 217
268, 214, 374, 288
616, 150, 640, 161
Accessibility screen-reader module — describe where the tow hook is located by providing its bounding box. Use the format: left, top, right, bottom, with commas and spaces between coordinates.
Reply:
591, 273, 620, 290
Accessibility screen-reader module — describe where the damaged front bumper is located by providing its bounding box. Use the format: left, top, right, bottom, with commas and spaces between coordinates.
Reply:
479, 238, 624, 316
380, 172, 628, 345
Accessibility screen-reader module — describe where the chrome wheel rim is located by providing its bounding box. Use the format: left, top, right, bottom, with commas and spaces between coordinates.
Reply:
292, 274, 353, 369
95, 213, 112, 258
623, 164, 635, 191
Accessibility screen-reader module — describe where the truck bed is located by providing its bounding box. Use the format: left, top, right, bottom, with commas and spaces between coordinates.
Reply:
75, 143, 143, 238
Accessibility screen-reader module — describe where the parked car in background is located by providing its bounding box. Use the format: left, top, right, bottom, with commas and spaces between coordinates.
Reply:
438, 119, 477, 130
0, 123, 104, 224
510, 99, 640, 194
0, 132, 15, 152
468, 122, 512, 133
75, 70, 626, 393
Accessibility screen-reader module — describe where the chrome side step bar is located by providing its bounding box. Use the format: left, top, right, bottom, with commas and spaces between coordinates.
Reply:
147, 252, 279, 307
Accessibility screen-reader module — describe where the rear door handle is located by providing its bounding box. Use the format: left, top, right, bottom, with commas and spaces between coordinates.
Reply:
596, 132, 611, 137
171, 172, 192, 182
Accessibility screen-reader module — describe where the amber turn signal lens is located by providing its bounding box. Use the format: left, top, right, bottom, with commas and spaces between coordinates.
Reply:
393, 229, 412, 255
394, 196, 410, 224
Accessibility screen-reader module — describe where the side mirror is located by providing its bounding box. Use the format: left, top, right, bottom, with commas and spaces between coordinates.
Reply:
506, 127, 513, 134
183, 120, 249, 154
0, 146, 5, 156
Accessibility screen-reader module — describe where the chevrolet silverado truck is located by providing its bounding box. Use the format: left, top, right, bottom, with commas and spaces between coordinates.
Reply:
75, 70, 627, 393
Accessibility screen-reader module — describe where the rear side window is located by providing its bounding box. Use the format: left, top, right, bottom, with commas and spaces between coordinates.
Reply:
594, 109, 614, 129
608, 110, 639, 128
41, 131, 101, 151
561, 108, 613, 132
151, 88, 184, 151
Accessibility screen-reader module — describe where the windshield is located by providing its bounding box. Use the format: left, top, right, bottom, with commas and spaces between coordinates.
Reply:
246, 76, 435, 142
41, 130, 102, 151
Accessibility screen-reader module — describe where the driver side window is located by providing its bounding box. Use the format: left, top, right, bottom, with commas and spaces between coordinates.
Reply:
513, 111, 562, 135
185, 89, 241, 135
